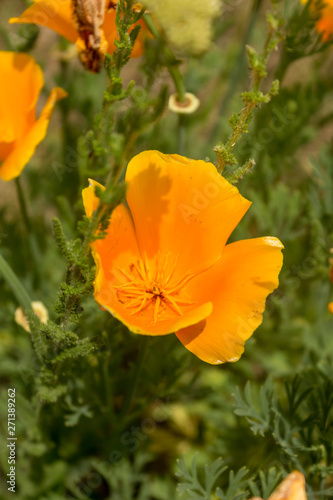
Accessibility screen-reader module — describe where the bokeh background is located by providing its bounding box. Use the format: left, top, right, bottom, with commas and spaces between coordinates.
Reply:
0, 1, 333, 498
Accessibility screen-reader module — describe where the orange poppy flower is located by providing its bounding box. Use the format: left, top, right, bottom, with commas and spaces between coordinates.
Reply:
329, 302, 333, 314
82, 151, 283, 364
302, 0, 333, 41
250, 471, 307, 500
9, 0, 146, 72
0, 51, 67, 181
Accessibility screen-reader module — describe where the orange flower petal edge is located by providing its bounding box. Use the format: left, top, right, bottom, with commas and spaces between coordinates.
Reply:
83, 151, 283, 364
9, 0, 78, 42
9, 0, 147, 71
176, 237, 283, 364
0, 52, 67, 181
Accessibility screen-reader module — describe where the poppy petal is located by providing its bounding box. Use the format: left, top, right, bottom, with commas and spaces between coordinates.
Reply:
125, 151, 251, 280
83, 180, 142, 273
9, 0, 78, 43
83, 181, 213, 336
176, 237, 283, 364
82, 179, 105, 218
0, 52, 43, 143
0, 87, 67, 181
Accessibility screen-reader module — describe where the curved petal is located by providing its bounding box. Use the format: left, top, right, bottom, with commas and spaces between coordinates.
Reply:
9, 0, 78, 43
83, 181, 141, 275
82, 178, 105, 218
0, 52, 43, 143
0, 87, 67, 181
125, 151, 251, 281
82, 181, 213, 336
176, 237, 284, 364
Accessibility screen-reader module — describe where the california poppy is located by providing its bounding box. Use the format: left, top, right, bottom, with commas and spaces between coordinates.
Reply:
83, 151, 283, 364
0, 51, 66, 181
9, 0, 147, 72
250, 471, 307, 500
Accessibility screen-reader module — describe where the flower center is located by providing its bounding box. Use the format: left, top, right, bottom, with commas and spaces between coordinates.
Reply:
114, 253, 195, 323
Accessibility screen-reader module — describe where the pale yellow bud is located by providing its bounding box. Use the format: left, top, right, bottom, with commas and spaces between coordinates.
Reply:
15, 301, 49, 332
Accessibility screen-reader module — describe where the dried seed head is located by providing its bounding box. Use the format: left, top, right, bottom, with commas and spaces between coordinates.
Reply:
71, 0, 109, 72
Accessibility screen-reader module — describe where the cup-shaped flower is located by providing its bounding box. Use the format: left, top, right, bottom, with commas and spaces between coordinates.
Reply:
0, 51, 67, 181
83, 151, 283, 364
9, 0, 147, 72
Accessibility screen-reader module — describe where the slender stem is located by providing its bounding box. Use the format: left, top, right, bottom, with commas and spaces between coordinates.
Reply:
15, 178, 31, 232
0, 253, 33, 312
119, 336, 149, 422
15, 177, 43, 283
167, 64, 186, 103
215, 8, 280, 172
143, 13, 186, 102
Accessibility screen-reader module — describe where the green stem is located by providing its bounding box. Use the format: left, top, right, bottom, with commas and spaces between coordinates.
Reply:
215, 7, 280, 172
211, 0, 263, 144
143, 13, 186, 102
15, 178, 31, 232
168, 64, 186, 103
0, 253, 33, 312
119, 336, 149, 422
15, 177, 42, 282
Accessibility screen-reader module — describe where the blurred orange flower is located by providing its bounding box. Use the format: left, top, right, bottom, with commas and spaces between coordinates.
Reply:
10, 0, 146, 72
250, 471, 307, 500
0, 51, 66, 181
302, 0, 333, 41
82, 151, 283, 364
316, 0, 333, 41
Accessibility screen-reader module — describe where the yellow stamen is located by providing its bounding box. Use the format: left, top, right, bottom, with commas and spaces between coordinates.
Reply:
114, 253, 196, 324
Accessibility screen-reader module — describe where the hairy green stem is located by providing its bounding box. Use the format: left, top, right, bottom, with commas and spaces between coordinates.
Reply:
215, 10, 280, 173
211, 0, 263, 144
